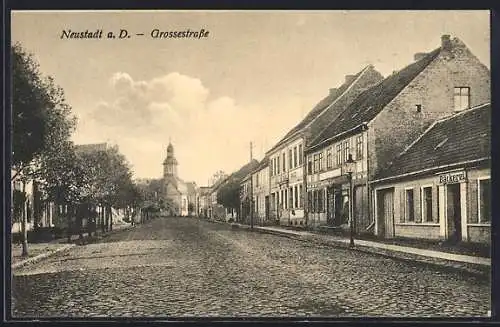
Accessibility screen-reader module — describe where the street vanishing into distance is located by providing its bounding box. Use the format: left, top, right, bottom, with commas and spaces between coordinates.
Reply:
12, 217, 490, 318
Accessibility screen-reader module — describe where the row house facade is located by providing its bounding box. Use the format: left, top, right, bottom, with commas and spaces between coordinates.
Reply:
251, 156, 270, 225
305, 35, 490, 235
240, 173, 252, 224
196, 186, 212, 218
266, 65, 384, 227
371, 104, 490, 244
11, 174, 56, 236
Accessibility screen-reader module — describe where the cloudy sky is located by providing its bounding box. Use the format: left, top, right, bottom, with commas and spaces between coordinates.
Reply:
11, 10, 490, 185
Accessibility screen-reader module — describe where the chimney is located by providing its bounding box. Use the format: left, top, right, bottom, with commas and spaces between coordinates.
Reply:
345, 75, 356, 84
413, 52, 427, 61
441, 34, 452, 51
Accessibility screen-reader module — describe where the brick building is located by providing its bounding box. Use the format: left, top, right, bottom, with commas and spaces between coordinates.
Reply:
371, 103, 490, 244
305, 35, 490, 234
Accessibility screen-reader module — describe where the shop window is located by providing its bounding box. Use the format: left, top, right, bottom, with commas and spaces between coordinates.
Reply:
405, 188, 415, 222
308, 191, 313, 212
318, 189, 324, 212
478, 178, 491, 223
421, 186, 433, 222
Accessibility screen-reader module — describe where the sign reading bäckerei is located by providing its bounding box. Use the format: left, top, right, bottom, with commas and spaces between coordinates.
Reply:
438, 170, 467, 184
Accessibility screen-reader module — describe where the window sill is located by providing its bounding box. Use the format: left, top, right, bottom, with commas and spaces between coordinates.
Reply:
396, 223, 440, 226
467, 223, 491, 227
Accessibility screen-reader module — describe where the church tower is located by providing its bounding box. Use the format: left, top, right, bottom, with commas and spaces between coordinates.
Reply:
163, 142, 178, 178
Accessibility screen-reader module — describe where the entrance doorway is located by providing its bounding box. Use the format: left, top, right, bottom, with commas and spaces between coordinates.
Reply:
326, 186, 343, 226
446, 183, 462, 242
376, 188, 395, 238
265, 196, 270, 222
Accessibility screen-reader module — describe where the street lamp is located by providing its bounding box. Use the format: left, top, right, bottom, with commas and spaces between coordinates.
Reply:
344, 153, 356, 247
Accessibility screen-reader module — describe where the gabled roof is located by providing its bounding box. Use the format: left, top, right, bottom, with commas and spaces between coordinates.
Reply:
232, 159, 259, 181
268, 65, 379, 154
309, 48, 441, 150
373, 103, 491, 182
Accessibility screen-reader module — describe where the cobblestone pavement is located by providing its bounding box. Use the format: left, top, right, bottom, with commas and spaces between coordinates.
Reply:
12, 217, 491, 318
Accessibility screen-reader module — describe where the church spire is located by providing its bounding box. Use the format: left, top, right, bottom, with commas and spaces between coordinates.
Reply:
164, 141, 178, 178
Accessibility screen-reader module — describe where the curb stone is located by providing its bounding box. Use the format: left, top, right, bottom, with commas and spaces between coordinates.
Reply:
249, 226, 490, 278
12, 244, 76, 269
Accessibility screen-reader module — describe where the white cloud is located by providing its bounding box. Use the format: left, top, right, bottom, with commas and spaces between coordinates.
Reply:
75, 72, 308, 185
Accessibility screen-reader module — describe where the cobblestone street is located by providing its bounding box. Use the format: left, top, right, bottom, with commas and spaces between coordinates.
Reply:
12, 217, 491, 318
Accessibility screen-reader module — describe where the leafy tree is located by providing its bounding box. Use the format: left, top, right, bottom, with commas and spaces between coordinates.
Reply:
12, 43, 76, 256
216, 178, 241, 215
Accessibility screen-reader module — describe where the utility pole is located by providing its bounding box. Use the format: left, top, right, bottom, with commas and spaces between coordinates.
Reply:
249, 141, 254, 229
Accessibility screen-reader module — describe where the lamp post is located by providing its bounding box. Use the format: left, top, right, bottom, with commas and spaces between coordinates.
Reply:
344, 154, 356, 247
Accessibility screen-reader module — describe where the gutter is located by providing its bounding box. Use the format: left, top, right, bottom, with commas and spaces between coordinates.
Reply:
370, 157, 490, 184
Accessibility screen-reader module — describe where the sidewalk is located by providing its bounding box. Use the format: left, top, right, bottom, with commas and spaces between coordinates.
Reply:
229, 223, 490, 276
11, 222, 134, 269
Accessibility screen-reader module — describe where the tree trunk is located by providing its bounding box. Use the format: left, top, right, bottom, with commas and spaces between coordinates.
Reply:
100, 205, 105, 233
109, 206, 113, 232
21, 182, 29, 257
104, 206, 109, 232
66, 203, 72, 243
76, 205, 83, 240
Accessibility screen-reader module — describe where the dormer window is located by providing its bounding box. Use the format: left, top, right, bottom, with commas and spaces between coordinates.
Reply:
454, 87, 470, 111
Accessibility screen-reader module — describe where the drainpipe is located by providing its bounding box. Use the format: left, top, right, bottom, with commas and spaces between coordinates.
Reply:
303, 136, 309, 229
364, 124, 374, 235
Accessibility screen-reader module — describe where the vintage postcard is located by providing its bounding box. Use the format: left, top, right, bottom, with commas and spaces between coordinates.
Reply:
9, 10, 491, 319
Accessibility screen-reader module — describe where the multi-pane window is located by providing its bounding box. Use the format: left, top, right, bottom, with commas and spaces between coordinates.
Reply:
293, 147, 298, 168
289, 149, 293, 170
277, 156, 280, 174
299, 184, 303, 208
356, 135, 363, 159
479, 178, 491, 223
313, 154, 319, 173
307, 158, 313, 175
326, 148, 332, 169
282, 152, 286, 172
294, 185, 299, 208
318, 152, 324, 171
298, 144, 303, 165
405, 189, 415, 222
318, 189, 324, 212
421, 187, 433, 222
336, 144, 342, 166
454, 87, 470, 111
342, 141, 350, 163
308, 191, 313, 212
